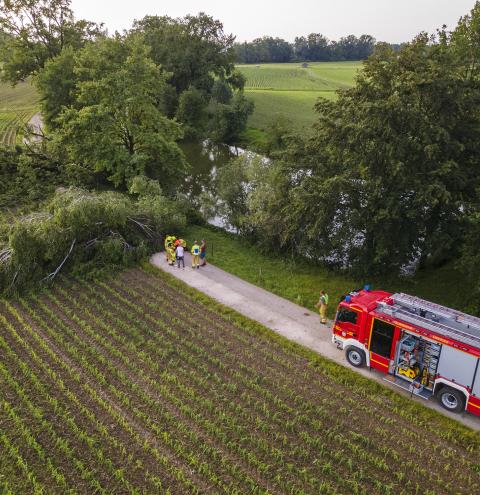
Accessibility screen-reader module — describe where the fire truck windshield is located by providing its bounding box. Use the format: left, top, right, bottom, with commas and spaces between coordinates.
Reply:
336, 307, 358, 325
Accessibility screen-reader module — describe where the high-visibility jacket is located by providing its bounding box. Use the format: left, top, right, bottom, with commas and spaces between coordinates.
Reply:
321, 294, 329, 305
191, 244, 200, 256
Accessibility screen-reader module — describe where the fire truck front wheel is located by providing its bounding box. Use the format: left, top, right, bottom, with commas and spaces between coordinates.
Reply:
437, 387, 466, 414
345, 347, 366, 368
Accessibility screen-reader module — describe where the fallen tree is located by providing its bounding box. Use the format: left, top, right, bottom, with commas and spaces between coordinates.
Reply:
0, 185, 186, 293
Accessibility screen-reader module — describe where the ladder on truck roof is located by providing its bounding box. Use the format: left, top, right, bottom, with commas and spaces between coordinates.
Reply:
377, 293, 480, 349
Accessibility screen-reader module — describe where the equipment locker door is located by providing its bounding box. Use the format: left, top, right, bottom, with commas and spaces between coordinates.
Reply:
369, 319, 396, 372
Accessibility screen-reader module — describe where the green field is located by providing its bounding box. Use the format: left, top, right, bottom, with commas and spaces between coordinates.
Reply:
0, 265, 478, 494
0, 80, 39, 146
237, 61, 361, 130
244, 89, 337, 129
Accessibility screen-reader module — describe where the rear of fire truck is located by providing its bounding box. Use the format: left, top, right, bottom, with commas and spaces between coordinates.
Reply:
332, 287, 480, 416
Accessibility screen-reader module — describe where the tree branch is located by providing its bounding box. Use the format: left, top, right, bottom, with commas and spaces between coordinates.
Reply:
43, 238, 76, 282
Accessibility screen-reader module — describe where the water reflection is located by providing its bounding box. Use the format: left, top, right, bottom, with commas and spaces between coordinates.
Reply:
180, 140, 263, 231
180, 141, 237, 198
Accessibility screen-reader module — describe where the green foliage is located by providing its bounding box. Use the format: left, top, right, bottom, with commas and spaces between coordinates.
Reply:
0, 187, 185, 293
216, 156, 251, 234
132, 13, 236, 96
458, 211, 480, 311
235, 36, 293, 63
209, 92, 254, 144
36, 46, 77, 129
128, 175, 162, 197
175, 87, 208, 140
211, 79, 233, 104
0, 148, 63, 209
132, 14, 250, 143
0, 0, 103, 83
297, 31, 479, 276
234, 34, 375, 63
225, 5, 480, 280
49, 36, 187, 191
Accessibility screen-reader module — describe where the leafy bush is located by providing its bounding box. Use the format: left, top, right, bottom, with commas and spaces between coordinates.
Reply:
0, 148, 64, 209
0, 186, 185, 294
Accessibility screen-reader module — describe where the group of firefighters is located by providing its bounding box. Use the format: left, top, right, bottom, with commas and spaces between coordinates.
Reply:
164, 234, 329, 324
164, 235, 207, 270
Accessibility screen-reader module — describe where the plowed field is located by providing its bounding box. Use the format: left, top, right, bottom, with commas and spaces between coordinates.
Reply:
0, 267, 478, 494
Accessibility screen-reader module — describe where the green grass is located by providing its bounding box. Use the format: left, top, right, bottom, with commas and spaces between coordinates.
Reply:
182, 224, 476, 319
245, 89, 336, 129
237, 61, 361, 130
0, 80, 39, 146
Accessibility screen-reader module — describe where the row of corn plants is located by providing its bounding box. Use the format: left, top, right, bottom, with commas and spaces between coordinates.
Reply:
74, 272, 476, 493
1, 267, 479, 494
0, 306, 194, 494
114, 270, 477, 491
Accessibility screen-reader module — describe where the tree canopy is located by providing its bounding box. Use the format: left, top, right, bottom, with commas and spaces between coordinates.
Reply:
0, 0, 103, 82
132, 13, 239, 96
130, 13, 251, 142
235, 33, 377, 64
49, 36, 187, 191
218, 2, 480, 284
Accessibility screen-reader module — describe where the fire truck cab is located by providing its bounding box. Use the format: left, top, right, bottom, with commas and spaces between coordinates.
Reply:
332, 287, 480, 416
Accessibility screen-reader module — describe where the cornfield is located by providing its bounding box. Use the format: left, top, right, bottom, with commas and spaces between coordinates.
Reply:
0, 267, 478, 494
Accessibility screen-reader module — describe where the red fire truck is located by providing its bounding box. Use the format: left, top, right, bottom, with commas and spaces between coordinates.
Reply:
332, 287, 480, 416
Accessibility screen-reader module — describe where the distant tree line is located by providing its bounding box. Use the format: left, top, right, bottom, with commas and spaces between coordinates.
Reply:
234, 34, 379, 63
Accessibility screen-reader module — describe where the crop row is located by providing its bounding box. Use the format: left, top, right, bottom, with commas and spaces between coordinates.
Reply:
0, 111, 31, 146
0, 267, 479, 494
51, 276, 480, 492
238, 67, 339, 91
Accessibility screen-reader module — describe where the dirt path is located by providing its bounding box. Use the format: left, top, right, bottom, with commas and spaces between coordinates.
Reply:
23, 112, 43, 144
151, 252, 480, 431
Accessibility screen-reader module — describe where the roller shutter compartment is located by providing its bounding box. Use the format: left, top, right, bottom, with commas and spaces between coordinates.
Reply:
437, 346, 478, 387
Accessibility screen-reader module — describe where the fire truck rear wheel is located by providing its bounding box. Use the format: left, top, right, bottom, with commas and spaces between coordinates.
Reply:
346, 347, 366, 368
437, 387, 465, 414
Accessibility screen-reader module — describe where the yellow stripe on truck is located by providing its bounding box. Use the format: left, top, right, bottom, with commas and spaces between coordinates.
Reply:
370, 357, 389, 368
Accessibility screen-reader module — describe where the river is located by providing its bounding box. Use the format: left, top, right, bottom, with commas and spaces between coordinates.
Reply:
180, 141, 259, 231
